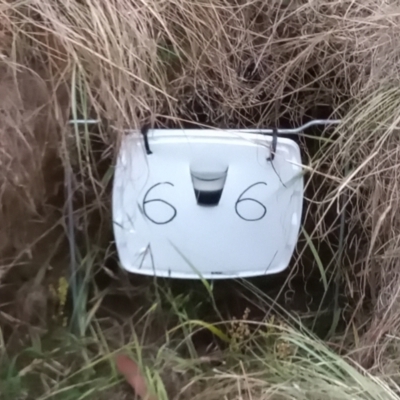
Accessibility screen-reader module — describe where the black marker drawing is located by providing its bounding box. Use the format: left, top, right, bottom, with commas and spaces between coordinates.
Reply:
126, 213, 136, 230
264, 250, 278, 274
235, 182, 267, 221
137, 201, 145, 217
138, 243, 154, 270
270, 160, 287, 188
142, 182, 177, 225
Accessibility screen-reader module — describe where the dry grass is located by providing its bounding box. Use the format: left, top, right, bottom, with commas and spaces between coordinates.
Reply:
5, 0, 400, 126
2, 289, 400, 400
1, 0, 400, 397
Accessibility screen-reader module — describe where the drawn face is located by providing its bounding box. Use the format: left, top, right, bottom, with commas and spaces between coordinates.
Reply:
112, 129, 303, 279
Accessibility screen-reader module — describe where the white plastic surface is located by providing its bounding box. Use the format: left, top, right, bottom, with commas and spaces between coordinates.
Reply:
112, 129, 304, 279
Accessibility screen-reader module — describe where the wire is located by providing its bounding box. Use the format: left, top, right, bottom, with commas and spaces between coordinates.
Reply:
68, 119, 342, 135
240, 119, 342, 135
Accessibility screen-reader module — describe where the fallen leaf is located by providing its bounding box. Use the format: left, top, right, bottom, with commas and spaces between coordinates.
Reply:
115, 354, 157, 400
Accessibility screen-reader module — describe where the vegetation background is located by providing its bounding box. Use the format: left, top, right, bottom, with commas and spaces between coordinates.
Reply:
1, 0, 400, 399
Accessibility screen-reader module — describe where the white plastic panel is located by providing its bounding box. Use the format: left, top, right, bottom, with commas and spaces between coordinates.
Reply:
112, 129, 304, 279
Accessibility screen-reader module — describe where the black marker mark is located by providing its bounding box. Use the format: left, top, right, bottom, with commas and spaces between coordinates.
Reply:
235, 182, 267, 221
142, 182, 177, 225
270, 161, 287, 188
264, 250, 278, 274
138, 243, 153, 270
113, 220, 125, 230
126, 213, 136, 230
145, 244, 156, 276
149, 244, 155, 270
137, 202, 145, 217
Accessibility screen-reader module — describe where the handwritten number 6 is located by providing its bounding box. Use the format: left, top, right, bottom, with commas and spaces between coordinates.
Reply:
235, 182, 267, 221
142, 182, 177, 225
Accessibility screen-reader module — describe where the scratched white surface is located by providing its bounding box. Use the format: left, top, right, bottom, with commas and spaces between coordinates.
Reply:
112, 129, 304, 279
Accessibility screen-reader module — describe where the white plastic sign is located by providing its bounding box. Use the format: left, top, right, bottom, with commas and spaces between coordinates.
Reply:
112, 129, 304, 279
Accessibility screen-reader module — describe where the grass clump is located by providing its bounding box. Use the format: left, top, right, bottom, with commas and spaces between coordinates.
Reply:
1, 0, 400, 398
1, 293, 399, 400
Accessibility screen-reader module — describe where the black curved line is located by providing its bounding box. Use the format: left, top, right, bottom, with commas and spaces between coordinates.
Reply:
240, 182, 267, 193
143, 199, 177, 224
142, 182, 177, 225
144, 181, 174, 193
235, 182, 268, 221
236, 198, 267, 221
